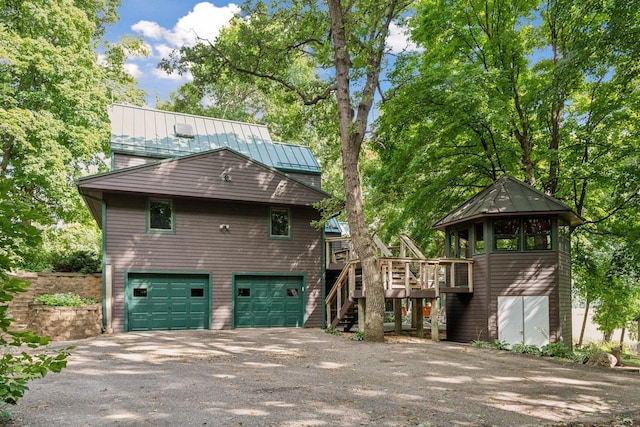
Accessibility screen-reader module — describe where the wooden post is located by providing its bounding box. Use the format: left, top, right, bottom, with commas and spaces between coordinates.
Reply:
326, 240, 331, 268
104, 264, 113, 334
430, 297, 440, 342
394, 299, 403, 333
358, 297, 366, 331
411, 299, 417, 328
415, 298, 424, 338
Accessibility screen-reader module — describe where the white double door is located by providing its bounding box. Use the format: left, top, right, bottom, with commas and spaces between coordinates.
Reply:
497, 295, 549, 347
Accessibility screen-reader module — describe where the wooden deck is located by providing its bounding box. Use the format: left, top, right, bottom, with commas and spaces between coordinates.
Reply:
325, 234, 473, 339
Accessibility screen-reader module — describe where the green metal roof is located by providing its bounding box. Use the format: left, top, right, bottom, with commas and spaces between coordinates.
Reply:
109, 104, 321, 174
433, 175, 584, 230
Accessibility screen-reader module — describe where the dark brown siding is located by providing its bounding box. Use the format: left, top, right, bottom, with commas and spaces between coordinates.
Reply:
558, 238, 573, 346
113, 154, 157, 170
446, 253, 489, 342
83, 150, 326, 207
104, 194, 323, 332
286, 172, 321, 189
486, 251, 559, 341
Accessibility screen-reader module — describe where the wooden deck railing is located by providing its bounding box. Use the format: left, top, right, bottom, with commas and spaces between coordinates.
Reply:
325, 252, 473, 328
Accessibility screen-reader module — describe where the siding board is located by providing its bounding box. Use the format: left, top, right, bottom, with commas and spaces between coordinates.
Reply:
105, 195, 323, 332
487, 251, 559, 342
446, 253, 489, 342
82, 150, 326, 207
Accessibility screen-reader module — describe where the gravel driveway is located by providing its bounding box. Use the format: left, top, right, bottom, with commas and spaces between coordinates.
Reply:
7, 329, 640, 426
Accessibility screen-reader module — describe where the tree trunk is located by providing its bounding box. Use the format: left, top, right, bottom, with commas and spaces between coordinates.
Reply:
328, 0, 385, 342
578, 299, 590, 347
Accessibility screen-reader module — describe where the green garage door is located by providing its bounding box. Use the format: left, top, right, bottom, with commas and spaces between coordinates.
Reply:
234, 275, 304, 328
127, 273, 210, 331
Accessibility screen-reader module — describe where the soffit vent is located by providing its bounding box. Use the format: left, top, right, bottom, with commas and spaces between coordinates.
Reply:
175, 123, 195, 138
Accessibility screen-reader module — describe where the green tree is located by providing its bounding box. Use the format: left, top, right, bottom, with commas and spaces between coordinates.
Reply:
371, 0, 639, 247
0, 180, 71, 420
371, 0, 640, 338
0, 0, 145, 270
161, 0, 412, 341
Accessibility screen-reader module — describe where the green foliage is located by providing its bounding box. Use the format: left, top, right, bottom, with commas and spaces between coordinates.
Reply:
540, 342, 572, 359
20, 223, 101, 273
324, 326, 342, 336
350, 330, 365, 341
570, 343, 602, 364
511, 343, 542, 356
34, 293, 97, 307
371, 0, 640, 262
470, 340, 493, 349
1, 0, 144, 272
492, 340, 510, 351
0, 276, 72, 420
573, 231, 640, 342
50, 251, 101, 274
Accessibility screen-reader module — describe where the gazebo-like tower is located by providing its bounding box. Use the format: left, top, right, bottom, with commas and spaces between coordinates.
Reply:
433, 175, 583, 347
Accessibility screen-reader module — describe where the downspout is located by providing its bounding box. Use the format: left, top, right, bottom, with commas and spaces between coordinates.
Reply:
321, 226, 326, 329
82, 193, 111, 334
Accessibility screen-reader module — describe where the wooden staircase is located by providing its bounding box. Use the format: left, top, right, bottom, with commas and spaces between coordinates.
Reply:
325, 234, 474, 334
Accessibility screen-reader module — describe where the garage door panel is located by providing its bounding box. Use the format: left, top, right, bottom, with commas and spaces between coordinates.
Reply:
234, 275, 303, 328
127, 273, 210, 332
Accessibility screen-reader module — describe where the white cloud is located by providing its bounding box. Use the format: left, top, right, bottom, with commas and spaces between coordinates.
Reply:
387, 22, 421, 54
124, 63, 144, 79
132, 2, 241, 54
131, 20, 166, 40
154, 44, 176, 61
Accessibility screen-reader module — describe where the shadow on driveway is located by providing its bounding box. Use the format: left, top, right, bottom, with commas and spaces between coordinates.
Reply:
8, 329, 640, 426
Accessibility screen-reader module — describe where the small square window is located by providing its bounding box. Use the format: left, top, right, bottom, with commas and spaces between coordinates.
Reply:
191, 288, 204, 297
148, 199, 174, 232
493, 219, 520, 251
287, 288, 299, 297
269, 208, 291, 239
133, 288, 147, 297
525, 218, 552, 250
238, 288, 250, 297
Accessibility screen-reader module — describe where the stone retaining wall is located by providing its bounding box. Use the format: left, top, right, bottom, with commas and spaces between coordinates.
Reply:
5, 272, 102, 339
27, 303, 102, 340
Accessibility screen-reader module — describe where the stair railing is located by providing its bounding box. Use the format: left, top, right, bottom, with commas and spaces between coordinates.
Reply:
325, 259, 359, 328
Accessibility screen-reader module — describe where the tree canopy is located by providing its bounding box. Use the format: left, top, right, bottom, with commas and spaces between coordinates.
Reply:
370, 0, 640, 244
368, 0, 640, 337
161, 0, 414, 340
0, 0, 145, 270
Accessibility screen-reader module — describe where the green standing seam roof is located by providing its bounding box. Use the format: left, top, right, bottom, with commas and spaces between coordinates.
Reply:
109, 104, 321, 174
433, 175, 584, 230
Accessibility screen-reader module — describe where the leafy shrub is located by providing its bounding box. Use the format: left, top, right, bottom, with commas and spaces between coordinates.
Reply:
471, 340, 492, 348
571, 342, 623, 364
492, 339, 510, 350
350, 330, 364, 341
511, 343, 541, 355
50, 250, 101, 274
540, 342, 571, 358
324, 326, 342, 336
34, 293, 97, 307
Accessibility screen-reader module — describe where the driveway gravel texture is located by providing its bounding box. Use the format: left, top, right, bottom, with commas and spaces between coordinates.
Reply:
6, 328, 640, 427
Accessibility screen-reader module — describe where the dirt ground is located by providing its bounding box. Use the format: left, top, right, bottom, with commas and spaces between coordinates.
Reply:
6, 328, 640, 427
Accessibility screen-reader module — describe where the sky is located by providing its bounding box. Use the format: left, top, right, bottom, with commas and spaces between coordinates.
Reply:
105, 1, 416, 107
105, 1, 241, 106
